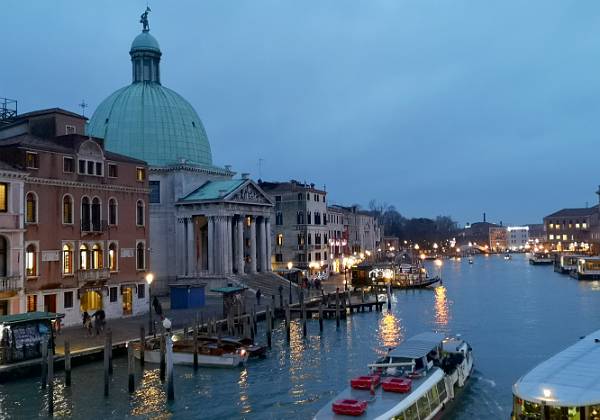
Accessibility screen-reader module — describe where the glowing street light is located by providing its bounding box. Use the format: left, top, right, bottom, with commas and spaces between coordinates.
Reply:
145, 272, 154, 335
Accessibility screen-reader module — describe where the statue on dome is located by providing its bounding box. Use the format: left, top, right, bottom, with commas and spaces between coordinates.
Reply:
140, 6, 151, 32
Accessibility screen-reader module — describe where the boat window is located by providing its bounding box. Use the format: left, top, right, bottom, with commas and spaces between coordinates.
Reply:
414, 357, 425, 370
519, 399, 541, 419
403, 403, 419, 420
437, 381, 447, 402
417, 395, 431, 419
546, 406, 580, 420
428, 386, 440, 410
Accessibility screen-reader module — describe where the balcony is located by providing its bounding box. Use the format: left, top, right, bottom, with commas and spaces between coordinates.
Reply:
77, 268, 110, 285
0, 276, 21, 293
81, 220, 108, 234
0, 214, 20, 230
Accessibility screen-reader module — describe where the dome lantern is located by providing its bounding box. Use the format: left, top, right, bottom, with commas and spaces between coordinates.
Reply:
130, 7, 161, 84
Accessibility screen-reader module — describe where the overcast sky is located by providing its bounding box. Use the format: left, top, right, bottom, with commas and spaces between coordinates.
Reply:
3, 1, 600, 225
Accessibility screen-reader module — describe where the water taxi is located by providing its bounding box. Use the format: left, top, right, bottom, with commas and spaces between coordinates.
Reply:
392, 265, 440, 289
314, 332, 473, 419
569, 256, 600, 280
528, 252, 553, 265
512, 328, 600, 419
554, 253, 584, 274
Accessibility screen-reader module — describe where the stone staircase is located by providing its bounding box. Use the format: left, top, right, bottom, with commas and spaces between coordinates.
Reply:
236, 272, 298, 298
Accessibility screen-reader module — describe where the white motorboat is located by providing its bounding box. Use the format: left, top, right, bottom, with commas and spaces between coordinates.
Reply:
314, 332, 473, 419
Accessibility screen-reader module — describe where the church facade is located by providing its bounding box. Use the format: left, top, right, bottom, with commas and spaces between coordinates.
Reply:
87, 14, 278, 294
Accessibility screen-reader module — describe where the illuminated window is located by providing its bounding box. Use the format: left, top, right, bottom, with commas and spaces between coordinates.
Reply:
26, 192, 37, 223
276, 234, 283, 246
549, 223, 554, 229
549, 234, 554, 240
26, 244, 37, 276
80, 244, 89, 270
27, 295, 37, 312
583, 223, 588, 229
563, 234, 567, 241
0, 183, 6, 212
108, 243, 117, 271
136, 167, 146, 181
63, 195, 73, 224
92, 243, 103, 269
62, 244, 73, 274
25, 152, 38, 169
576, 223, 580, 229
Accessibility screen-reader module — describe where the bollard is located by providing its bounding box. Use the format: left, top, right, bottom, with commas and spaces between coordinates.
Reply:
104, 333, 110, 397
266, 306, 272, 348
128, 342, 135, 393
47, 346, 54, 416
375, 288, 380, 311
166, 334, 175, 401
193, 321, 199, 371
335, 290, 340, 328
108, 329, 113, 375
41, 336, 48, 390
65, 340, 71, 387
318, 304, 324, 332
140, 326, 145, 367
285, 302, 291, 343
160, 331, 166, 383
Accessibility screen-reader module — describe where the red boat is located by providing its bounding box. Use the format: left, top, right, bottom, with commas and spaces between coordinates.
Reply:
350, 374, 380, 390
381, 377, 412, 393
331, 399, 368, 416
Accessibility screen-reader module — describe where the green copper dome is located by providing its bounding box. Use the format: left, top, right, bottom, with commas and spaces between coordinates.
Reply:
87, 26, 213, 168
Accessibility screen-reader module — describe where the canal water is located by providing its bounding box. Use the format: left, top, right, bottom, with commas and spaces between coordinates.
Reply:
2, 254, 600, 419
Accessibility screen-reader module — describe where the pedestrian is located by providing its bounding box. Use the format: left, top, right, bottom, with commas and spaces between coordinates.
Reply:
92, 308, 106, 335
54, 317, 62, 335
82, 311, 93, 336
256, 288, 262, 305
153, 296, 164, 320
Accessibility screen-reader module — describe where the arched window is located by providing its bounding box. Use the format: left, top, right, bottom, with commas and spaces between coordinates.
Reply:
136, 200, 144, 226
26, 192, 37, 223
81, 197, 90, 231
62, 244, 73, 274
80, 244, 89, 270
0, 236, 7, 277
108, 243, 117, 271
136, 242, 145, 270
108, 198, 117, 225
26, 244, 37, 276
92, 243, 103, 269
63, 195, 73, 224
91, 197, 101, 231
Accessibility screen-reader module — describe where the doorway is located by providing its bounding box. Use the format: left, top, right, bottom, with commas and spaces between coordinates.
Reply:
44, 294, 57, 313
122, 287, 133, 315
0, 300, 8, 315
80, 291, 102, 313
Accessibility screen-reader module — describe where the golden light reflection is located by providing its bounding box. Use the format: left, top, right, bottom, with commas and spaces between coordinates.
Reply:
434, 286, 450, 327
238, 368, 252, 414
288, 321, 306, 402
130, 369, 169, 418
377, 312, 402, 352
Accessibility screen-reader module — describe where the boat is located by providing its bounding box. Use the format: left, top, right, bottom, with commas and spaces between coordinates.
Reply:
569, 256, 600, 280
554, 253, 584, 274
504, 254, 511, 261
390, 265, 441, 289
528, 252, 553, 265
133, 335, 250, 367
314, 332, 474, 419
512, 328, 600, 419
468, 258, 473, 264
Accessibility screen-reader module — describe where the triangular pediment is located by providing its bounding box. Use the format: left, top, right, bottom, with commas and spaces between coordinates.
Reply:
226, 181, 273, 206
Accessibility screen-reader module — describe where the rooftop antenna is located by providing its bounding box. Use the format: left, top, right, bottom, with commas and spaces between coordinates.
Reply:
258, 158, 264, 179
79, 100, 88, 117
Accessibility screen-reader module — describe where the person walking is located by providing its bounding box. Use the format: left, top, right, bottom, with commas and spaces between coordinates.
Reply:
82, 311, 92, 336
153, 296, 164, 320
92, 309, 106, 336
256, 288, 262, 306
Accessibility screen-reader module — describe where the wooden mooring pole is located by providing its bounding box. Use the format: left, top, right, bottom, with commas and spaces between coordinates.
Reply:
40, 336, 48, 390
47, 346, 54, 416
193, 319, 199, 371
318, 304, 323, 332
108, 329, 113, 375
301, 293, 307, 338
64, 340, 71, 387
335, 289, 340, 328
103, 333, 110, 397
140, 326, 145, 367
160, 331, 166, 383
266, 306, 272, 348
166, 334, 175, 401
128, 342, 135, 393
285, 301, 291, 342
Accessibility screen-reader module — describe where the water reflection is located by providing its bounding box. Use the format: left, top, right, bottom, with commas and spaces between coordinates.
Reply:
378, 312, 402, 352
238, 368, 252, 414
434, 286, 450, 327
130, 369, 169, 417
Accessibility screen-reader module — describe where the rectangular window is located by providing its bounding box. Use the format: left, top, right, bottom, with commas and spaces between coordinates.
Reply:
275, 253, 283, 262
25, 152, 39, 169
78, 160, 86, 174
87, 161, 94, 175
108, 164, 118, 178
275, 196, 281, 202
65, 125, 76, 134
136, 167, 146, 181
27, 295, 37, 312
316, 252, 321, 260
95, 162, 103, 176
64, 291, 73, 308
138, 283, 145, 299
0, 183, 6, 212
149, 181, 160, 203
63, 157, 74, 173
276, 234, 283, 246
110, 287, 118, 303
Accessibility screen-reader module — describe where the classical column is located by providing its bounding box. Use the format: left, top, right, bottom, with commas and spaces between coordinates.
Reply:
186, 217, 196, 276
259, 217, 267, 272
176, 218, 186, 276
249, 216, 257, 274
216, 216, 225, 274
225, 216, 233, 274
265, 217, 272, 272
236, 216, 245, 274
208, 216, 215, 274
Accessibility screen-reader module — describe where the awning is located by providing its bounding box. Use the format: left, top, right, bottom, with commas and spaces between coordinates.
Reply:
210, 286, 247, 295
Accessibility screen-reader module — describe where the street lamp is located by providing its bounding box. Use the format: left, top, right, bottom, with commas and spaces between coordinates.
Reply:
145, 272, 154, 336
434, 258, 443, 280
287, 262, 293, 304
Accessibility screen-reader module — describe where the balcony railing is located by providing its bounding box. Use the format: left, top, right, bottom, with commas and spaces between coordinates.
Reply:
81, 220, 108, 233
77, 268, 110, 284
0, 276, 21, 292
0, 214, 20, 230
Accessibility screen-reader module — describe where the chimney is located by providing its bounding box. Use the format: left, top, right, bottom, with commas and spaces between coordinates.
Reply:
241, 173, 249, 180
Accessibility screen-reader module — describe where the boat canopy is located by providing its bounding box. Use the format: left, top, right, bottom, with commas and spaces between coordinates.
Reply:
0, 311, 64, 325
388, 332, 445, 359
513, 328, 600, 406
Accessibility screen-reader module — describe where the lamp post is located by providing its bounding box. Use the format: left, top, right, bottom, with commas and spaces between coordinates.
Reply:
145, 272, 154, 336
287, 262, 293, 304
